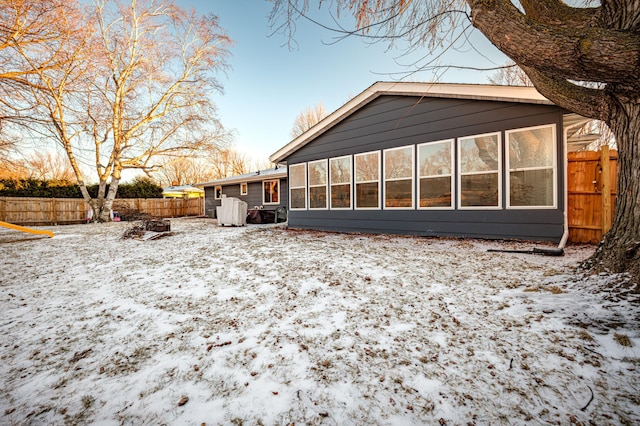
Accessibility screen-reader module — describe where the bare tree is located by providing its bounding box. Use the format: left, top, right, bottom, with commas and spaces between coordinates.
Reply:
290, 102, 328, 139
488, 61, 533, 86
208, 148, 251, 179
25, 151, 75, 182
271, 1, 640, 284
0, 0, 77, 169
1, 0, 231, 221
156, 156, 222, 187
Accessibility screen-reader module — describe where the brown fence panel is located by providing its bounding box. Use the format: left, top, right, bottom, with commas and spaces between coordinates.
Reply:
0, 197, 204, 226
0, 197, 86, 225
567, 148, 618, 244
112, 197, 204, 219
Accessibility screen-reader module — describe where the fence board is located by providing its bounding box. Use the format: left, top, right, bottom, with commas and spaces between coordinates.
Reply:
0, 197, 204, 226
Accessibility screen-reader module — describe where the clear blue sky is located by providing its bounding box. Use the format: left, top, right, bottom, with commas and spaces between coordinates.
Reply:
182, 1, 509, 166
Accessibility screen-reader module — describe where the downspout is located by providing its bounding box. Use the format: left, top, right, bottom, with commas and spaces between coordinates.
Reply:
559, 123, 570, 250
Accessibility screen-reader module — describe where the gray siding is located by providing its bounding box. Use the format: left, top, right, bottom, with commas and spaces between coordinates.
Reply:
204, 179, 288, 218
283, 95, 567, 242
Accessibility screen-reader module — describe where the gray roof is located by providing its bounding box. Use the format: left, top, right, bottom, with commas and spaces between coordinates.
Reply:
200, 167, 287, 187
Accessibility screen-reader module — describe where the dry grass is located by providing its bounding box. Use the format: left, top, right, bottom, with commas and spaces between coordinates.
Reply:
614, 333, 633, 347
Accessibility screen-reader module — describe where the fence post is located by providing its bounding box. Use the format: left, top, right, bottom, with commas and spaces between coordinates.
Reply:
600, 145, 612, 234
51, 198, 57, 225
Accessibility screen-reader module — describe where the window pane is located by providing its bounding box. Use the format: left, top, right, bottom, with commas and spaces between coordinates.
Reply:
419, 142, 452, 177
264, 180, 278, 203
355, 152, 379, 182
309, 187, 327, 209
385, 179, 412, 208
509, 127, 554, 169
510, 169, 554, 206
290, 188, 306, 209
384, 147, 412, 179
460, 173, 499, 207
420, 177, 451, 207
460, 134, 499, 173
331, 184, 350, 208
356, 182, 378, 208
330, 157, 351, 184
308, 161, 327, 186
289, 164, 306, 187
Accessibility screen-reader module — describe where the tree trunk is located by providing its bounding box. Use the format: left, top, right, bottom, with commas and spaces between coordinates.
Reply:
589, 98, 640, 286
97, 177, 120, 222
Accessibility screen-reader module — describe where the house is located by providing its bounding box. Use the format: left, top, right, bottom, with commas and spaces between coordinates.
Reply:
162, 185, 205, 199
269, 82, 593, 242
201, 167, 288, 219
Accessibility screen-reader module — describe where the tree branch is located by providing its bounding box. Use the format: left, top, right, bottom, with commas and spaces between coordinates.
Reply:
467, 0, 640, 90
521, 64, 614, 122
519, 0, 598, 29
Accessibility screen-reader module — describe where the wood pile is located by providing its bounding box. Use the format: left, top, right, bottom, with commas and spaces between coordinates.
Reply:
122, 218, 172, 240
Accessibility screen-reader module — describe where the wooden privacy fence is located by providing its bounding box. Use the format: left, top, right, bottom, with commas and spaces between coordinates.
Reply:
0, 197, 204, 226
567, 147, 618, 244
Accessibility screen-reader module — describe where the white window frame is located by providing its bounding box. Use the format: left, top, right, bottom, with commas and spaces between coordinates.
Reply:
417, 139, 455, 210
457, 131, 502, 210
240, 182, 248, 196
289, 163, 307, 210
262, 179, 280, 205
329, 155, 353, 210
505, 124, 557, 209
383, 145, 415, 210
308, 159, 329, 210
354, 151, 381, 210
214, 185, 222, 200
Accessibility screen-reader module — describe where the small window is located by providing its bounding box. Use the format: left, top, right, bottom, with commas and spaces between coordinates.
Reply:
354, 151, 380, 209
418, 140, 454, 209
506, 124, 556, 208
330, 155, 352, 209
263, 179, 279, 205
289, 163, 307, 210
308, 159, 328, 209
458, 132, 501, 209
383, 145, 414, 209
214, 185, 222, 200
240, 182, 248, 195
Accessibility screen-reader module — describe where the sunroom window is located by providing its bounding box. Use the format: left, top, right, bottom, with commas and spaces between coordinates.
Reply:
289, 163, 307, 210
507, 124, 556, 208
308, 160, 328, 209
330, 156, 352, 209
418, 140, 454, 209
384, 145, 414, 208
354, 151, 380, 209
458, 132, 501, 208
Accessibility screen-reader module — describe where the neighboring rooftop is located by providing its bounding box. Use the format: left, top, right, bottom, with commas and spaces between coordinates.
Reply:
162, 185, 205, 198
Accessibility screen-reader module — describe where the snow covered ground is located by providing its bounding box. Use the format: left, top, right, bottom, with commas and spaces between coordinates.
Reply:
1, 218, 639, 425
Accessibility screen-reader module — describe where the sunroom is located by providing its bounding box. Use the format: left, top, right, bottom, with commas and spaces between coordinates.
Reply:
270, 82, 592, 242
